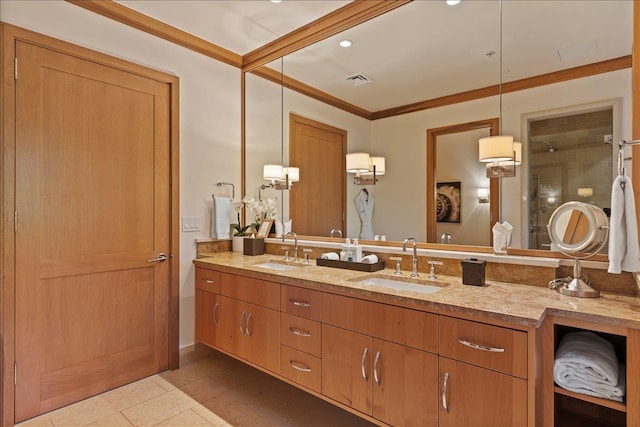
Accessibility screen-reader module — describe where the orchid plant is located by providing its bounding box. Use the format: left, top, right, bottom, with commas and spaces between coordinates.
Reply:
231, 198, 277, 237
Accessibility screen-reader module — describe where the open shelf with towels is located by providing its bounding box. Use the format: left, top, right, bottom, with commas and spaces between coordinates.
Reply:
552, 319, 628, 426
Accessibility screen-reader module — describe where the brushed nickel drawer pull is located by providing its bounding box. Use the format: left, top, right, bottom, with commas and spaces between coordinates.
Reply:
361, 347, 369, 381
373, 351, 381, 385
204, 279, 214, 284
442, 372, 449, 413
290, 360, 312, 372
289, 327, 311, 337
289, 299, 311, 308
239, 311, 246, 335
246, 312, 253, 337
212, 302, 219, 326
458, 338, 505, 353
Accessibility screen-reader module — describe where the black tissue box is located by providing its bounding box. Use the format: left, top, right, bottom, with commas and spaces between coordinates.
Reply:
461, 258, 486, 286
243, 237, 265, 256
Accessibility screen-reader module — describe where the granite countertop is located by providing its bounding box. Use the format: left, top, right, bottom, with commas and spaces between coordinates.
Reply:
194, 253, 640, 329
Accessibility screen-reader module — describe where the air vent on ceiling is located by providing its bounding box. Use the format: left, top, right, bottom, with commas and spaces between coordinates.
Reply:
345, 73, 374, 87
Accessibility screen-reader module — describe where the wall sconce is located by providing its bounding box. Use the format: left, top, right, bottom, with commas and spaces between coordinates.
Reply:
477, 188, 489, 203
578, 187, 593, 198
346, 152, 385, 185
263, 164, 299, 190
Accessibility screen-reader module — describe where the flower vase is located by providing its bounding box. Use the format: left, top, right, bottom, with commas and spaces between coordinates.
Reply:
232, 236, 245, 253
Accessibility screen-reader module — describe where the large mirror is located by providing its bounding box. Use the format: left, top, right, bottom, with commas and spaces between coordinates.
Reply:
244, 0, 633, 254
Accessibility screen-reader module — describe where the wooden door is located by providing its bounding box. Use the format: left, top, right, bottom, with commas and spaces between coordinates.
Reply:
439, 357, 527, 427
321, 325, 372, 415
195, 290, 220, 348
244, 302, 281, 373
218, 296, 245, 357
372, 339, 438, 426
289, 114, 346, 236
14, 40, 171, 420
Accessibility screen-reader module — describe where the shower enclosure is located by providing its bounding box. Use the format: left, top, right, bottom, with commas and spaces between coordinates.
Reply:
528, 108, 613, 250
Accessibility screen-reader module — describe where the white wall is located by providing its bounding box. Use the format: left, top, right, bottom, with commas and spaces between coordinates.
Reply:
1, 1, 241, 348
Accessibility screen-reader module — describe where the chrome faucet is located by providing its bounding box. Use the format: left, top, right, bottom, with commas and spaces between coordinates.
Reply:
402, 237, 419, 277
441, 233, 452, 244
283, 231, 298, 262
330, 229, 342, 238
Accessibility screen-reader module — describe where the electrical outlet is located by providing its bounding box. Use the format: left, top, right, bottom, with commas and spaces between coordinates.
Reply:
181, 216, 200, 232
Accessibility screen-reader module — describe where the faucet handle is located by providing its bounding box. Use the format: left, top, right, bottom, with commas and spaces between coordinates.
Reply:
303, 248, 313, 263
427, 260, 443, 279
389, 256, 403, 276
281, 246, 290, 262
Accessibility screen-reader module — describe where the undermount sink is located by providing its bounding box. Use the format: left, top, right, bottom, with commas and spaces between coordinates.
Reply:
350, 274, 448, 295
251, 261, 308, 271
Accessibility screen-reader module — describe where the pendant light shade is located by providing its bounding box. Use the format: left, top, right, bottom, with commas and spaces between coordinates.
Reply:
479, 135, 514, 162
513, 142, 522, 165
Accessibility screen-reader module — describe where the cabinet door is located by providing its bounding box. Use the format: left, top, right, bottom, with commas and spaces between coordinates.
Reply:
322, 324, 372, 415
439, 357, 527, 427
244, 302, 280, 373
195, 289, 219, 347
218, 296, 245, 357
372, 339, 438, 427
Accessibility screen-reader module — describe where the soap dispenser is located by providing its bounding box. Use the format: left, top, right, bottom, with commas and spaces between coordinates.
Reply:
340, 238, 352, 261
352, 238, 363, 262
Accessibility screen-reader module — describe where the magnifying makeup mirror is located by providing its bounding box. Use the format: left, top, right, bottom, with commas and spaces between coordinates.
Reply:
547, 201, 609, 298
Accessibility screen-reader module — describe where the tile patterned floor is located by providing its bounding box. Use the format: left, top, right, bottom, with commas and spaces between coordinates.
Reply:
16, 345, 374, 427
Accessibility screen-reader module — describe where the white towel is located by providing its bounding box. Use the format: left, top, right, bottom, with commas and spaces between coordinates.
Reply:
608, 175, 640, 273
360, 254, 378, 264
320, 252, 339, 260
211, 196, 231, 239
492, 221, 513, 253
275, 219, 292, 237
554, 331, 624, 401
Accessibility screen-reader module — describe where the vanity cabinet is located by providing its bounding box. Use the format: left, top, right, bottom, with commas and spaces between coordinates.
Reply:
321, 293, 439, 426
438, 316, 528, 426
279, 286, 322, 392
195, 268, 221, 347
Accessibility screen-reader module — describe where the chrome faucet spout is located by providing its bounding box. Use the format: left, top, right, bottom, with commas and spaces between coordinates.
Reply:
284, 231, 299, 262
402, 237, 419, 277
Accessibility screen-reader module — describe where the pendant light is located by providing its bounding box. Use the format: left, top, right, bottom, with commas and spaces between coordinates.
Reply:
479, 0, 515, 178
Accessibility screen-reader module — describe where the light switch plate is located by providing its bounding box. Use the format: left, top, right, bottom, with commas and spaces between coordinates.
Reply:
182, 216, 200, 232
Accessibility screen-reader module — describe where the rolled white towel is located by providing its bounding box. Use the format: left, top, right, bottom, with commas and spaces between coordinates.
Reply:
554, 331, 624, 401
320, 252, 339, 260
361, 254, 378, 264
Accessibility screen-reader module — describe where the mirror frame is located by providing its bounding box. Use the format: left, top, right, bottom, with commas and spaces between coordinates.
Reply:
241, 0, 640, 260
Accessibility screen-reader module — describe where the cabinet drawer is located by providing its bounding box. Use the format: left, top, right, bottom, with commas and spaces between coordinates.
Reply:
439, 316, 528, 379
280, 345, 321, 393
195, 268, 221, 293
280, 313, 321, 357
322, 293, 438, 353
220, 273, 280, 310
281, 286, 321, 320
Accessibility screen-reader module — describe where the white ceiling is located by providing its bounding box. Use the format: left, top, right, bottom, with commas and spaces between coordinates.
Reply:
116, 0, 632, 113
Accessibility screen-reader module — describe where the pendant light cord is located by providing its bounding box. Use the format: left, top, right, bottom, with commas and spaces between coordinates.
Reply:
281, 57, 284, 165
498, 0, 503, 134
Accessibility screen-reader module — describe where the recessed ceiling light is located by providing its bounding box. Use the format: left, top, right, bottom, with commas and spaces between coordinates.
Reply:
339, 40, 352, 48
446, 0, 461, 5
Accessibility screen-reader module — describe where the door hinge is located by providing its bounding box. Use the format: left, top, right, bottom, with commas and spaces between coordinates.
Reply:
14, 210, 18, 233
14, 363, 17, 385
14, 57, 18, 80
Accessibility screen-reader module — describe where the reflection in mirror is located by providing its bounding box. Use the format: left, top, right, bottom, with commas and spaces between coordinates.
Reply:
243, 0, 633, 253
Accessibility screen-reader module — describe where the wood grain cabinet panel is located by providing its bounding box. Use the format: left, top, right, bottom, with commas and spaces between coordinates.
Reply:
439, 357, 527, 427
195, 268, 221, 293
280, 313, 321, 357
195, 289, 219, 348
280, 345, 321, 393
281, 285, 322, 320
439, 316, 528, 378
322, 293, 438, 353
220, 273, 280, 310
